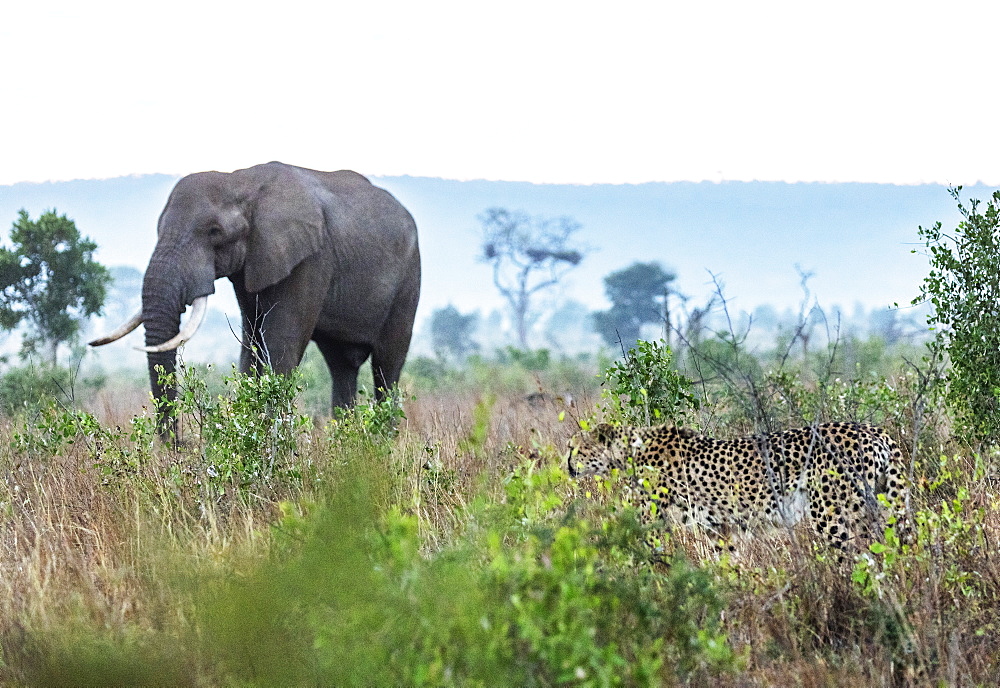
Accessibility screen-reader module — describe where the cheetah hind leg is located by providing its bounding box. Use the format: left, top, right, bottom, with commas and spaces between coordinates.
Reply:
809, 488, 882, 568
807, 500, 854, 565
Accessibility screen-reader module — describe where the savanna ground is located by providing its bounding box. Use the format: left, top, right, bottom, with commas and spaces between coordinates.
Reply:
0, 330, 999, 687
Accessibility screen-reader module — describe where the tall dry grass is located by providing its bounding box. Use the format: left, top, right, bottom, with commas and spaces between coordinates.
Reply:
0, 369, 998, 684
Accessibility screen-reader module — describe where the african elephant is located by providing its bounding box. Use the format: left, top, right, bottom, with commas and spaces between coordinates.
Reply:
91, 161, 421, 431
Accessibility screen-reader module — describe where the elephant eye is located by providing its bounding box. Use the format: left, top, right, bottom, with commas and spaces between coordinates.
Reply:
208, 225, 224, 239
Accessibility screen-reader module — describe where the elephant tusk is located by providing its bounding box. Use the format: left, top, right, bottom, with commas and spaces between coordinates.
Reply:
89, 309, 144, 346
134, 296, 209, 353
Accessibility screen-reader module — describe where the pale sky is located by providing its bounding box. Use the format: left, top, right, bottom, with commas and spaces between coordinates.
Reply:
2, 1, 997, 187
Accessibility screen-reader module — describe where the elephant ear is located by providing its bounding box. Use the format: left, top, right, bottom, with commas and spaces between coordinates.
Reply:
244, 177, 327, 294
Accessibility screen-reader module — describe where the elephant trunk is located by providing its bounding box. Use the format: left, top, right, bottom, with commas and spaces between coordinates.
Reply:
141, 249, 203, 436
142, 294, 182, 434
140, 297, 208, 353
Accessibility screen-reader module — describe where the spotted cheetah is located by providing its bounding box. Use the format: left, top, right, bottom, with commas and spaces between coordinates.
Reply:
567, 422, 908, 551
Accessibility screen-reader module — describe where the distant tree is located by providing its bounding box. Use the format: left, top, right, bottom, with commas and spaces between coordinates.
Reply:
479, 207, 585, 348
0, 209, 111, 365
430, 305, 479, 359
750, 304, 779, 331
593, 262, 676, 348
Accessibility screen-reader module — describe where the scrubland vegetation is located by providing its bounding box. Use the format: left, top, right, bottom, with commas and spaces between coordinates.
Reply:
2, 189, 999, 685
0, 318, 997, 686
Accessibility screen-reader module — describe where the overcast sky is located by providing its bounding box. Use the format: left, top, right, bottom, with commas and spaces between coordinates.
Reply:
2, 1, 998, 187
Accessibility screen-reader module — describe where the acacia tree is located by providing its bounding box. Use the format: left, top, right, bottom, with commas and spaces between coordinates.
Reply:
914, 187, 1000, 449
0, 209, 111, 365
479, 207, 584, 348
593, 262, 676, 348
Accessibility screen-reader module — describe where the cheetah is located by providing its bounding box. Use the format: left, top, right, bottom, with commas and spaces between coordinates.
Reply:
567, 422, 908, 552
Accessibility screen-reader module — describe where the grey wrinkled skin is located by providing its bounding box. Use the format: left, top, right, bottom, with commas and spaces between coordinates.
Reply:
137, 161, 420, 432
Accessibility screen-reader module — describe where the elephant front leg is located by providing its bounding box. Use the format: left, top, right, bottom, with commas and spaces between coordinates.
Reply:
230, 273, 320, 376
248, 325, 312, 374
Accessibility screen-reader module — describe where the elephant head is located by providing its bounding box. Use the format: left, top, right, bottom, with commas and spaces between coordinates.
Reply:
91, 162, 421, 435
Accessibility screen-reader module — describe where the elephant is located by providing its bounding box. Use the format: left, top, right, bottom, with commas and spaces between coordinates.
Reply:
91, 161, 421, 432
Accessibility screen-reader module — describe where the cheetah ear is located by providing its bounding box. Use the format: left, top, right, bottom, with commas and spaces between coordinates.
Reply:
594, 423, 618, 445
677, 427, 698, 440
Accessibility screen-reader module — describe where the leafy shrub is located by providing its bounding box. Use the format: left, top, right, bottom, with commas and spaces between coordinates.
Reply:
164, 363, 312, 493
9, 402, 159, 496
856, 452, 991, 602
497, 346, 551, 371
12, 403, 102, 458
497, 461, 736, 683
327, 388, 407, 443
21, 446, 736, 685
403, 355, 455, 390
761, 368, 908, 429
600, 339, 700, 426
915, 187, 1000, 449
197, 459, 737, 685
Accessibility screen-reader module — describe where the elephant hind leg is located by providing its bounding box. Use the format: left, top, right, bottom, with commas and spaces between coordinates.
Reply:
371, 279, 419, 404
371, 351, 405, 404
371, 331, 412, 405
314, 337, 372, 409
371, 330, 413, 405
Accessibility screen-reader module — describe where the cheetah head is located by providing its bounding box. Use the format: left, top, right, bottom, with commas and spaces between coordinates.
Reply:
567, 424, 697, 479
566, 423, 629, 478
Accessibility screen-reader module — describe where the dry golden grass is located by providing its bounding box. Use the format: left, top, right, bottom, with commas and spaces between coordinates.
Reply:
1, 375, 999, 685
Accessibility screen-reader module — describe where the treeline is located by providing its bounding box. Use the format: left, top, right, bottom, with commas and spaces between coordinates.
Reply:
422, 283, 930, 361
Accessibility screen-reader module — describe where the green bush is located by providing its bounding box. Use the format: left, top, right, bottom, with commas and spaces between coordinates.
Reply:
0, 364, 71, 415
915, 187, 1000, 449
404, 349, 602, 400
12, 403, 102, 458
496, 462, 736, 683
760, 368, 908, 429
328, 388, 407, 443
160, 363, 312, 494
498, 346, 551, 371
403, 354, 456, 390
600, 339, 700, 427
